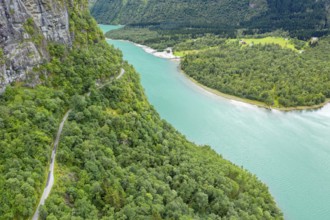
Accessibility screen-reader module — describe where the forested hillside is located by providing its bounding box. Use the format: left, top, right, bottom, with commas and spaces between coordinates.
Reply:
0, 0, 119, 218
92, 0, 330, 38
180, 37, 330, 108
39, 64, 282, 219
243, 0, 330, 38
91, 0, 268, 28
0, 0, 283, 219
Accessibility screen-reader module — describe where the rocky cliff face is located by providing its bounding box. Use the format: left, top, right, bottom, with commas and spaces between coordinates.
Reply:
0, 0, 72, 93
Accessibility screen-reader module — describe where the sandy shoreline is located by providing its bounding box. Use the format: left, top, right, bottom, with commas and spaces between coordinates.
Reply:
106, 38, 180, 60
107, 38, 330, 112
135, 44, 181, 60
178, 69, 330, 112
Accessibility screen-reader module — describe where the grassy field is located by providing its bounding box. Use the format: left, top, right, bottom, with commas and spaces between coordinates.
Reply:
239, 37, 299, 51
174, 36, 306, 57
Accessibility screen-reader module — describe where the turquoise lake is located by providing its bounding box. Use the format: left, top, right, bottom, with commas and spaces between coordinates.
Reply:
100, 24, 330, 220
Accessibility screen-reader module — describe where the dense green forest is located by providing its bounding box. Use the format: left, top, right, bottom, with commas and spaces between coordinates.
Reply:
180, 37, 330, 108
0, 86, 63, 218
39, 65, 282, 219
91, 0, 267, 28
106, 27, 206, 51
105, 28, 287, 51
0, 0, 283, 220
93, 0, 330, 39
0, 1, 121, 218
243, 0, 330, 38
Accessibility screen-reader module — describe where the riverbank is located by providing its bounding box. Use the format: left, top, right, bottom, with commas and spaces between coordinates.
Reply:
179, 68, 330, 112
109, 39, 330, 112
101, 29, 330, 220
106, 38, 180, 60
135, 44, 180, 60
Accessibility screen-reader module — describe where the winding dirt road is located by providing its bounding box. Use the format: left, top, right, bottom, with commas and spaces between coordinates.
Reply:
32, 110, 71, 220
116, 68, 125, 80
32, 68, 125, 219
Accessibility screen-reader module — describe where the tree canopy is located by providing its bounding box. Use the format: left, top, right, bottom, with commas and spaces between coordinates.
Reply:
180, 36, 330, 108
92, 0, 330, 39
0, 0, 283, 219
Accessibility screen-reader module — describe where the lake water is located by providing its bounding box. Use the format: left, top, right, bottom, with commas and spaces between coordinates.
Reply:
100, 24, 330, 220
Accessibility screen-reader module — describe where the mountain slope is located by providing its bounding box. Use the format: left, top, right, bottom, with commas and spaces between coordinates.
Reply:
91, 0, 268, 28
91, 0, 329, 37
244, 0, 330, 37
0, 0, 282, 219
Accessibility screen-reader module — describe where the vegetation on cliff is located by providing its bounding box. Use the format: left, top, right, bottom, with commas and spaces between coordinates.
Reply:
0, 49, 4, 65
0, 2, 121, 218
39, 64, 283, 219
105, 27, 203, 51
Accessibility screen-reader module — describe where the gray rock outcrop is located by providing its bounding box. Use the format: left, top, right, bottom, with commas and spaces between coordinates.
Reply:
0, 0, 72, 93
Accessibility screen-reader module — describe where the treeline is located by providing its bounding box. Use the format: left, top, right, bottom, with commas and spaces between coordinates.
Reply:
106, 27, 236, 51
181, 37, 330, 107
174, 36, 227, 52
106, 27, 197, 51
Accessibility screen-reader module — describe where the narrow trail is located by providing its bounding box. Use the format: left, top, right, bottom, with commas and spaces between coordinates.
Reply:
116, 68, 125, 79
32, 110, 71, 220
32, 68, 125, 219
98, 68, 125, 89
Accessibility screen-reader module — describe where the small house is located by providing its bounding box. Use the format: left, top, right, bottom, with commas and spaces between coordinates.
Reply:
310, 37, 319, 46
239, 40, 247, 45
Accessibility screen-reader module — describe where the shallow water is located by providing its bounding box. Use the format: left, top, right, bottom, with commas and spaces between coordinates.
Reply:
100, 24, 330, 220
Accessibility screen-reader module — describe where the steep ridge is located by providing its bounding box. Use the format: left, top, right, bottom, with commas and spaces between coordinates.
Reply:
243, 0, 330, 37
91, 0, 268, 28
91, 0, 329, 38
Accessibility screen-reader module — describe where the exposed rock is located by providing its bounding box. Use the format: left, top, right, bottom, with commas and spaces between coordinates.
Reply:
0, 0, 72, 93
23, 0, 71, 44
